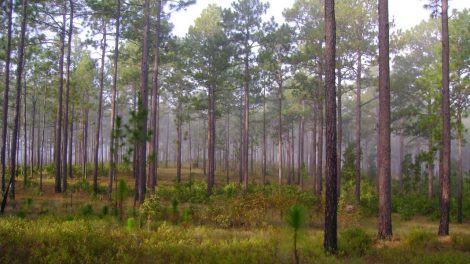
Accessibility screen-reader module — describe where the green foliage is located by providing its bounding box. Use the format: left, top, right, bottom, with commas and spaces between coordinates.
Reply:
404, 228, 438, 249
126, 218, 136, 232
286, 204, 306, 231
80, 204, 94, 217
393, 193, 438, 220
339, 228, 372, 256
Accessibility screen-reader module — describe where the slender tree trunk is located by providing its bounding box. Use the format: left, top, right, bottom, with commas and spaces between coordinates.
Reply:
189, 119, 193, 189
1, 0, 28, 213
137, 0, 150, 203
203, 118, 207, 176
337, 68, 342, 198
176, 104, 182, 183
30, 97, 36, 179
68, 107, 74, 179
398, 133, 404, 192
108, 0, 121, 197
149, 0, 162, 192
323, 0, 337, 252
54, 1, 66, 193
286, 133, 291, 185
316, 104, 323, 196
311, 106, 317, 191
355, 50, 362, 205
40, 97, 46, 191
207, 84, 215, 194
298, 101, 305, 190
291, 122, 295, 184
62, 0, 73, 192
23, 80, 28, 188
457, 112, 463, 223
226, 113, 230, 184
1, 0, 13, 193
263, 87, 267, 184
438, 0, 450, 236
278, 80, 283, 185
242, 39, 250, 189
428, 137, 434, 200
165, 110, 170, 167
93, 22, 107, 195
378, 0, 393, 240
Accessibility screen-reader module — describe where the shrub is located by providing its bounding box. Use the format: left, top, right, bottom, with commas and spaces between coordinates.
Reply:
339, 228, 372, 256
404, 228, 437, 249
80, 204, 94, 217
126, 217, 136, 232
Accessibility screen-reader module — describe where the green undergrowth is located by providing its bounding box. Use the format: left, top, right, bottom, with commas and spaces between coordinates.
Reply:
1, 217, 470, 264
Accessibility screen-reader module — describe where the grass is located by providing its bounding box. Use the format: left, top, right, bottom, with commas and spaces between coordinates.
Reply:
1, 165, 470, 263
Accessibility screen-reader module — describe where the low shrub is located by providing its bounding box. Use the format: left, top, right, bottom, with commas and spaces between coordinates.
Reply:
339, 228, 372, 256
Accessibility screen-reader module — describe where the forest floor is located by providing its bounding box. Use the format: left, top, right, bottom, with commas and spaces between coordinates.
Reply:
1, 166, 470, 263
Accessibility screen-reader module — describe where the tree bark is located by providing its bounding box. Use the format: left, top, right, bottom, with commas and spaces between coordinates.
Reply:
278, 79, 283, 185
93, 22, 107, 195
298, 101, 305, 189
355, 50, 362, 205
1, 0, 28, 213
311, 106, 317, 191
337, 67, 342, 198
316, 104, 323, 196
1, 0, 13, 193
242, 41, 250, 189
207, 83, 215, 194
108, 0, 121, 197
54, 1, 66, 193
438, 0, 450, 236
149, 0, 162, 192
457, 111, 463, 223
137, 0, 150, 203
323, 0, 338, 253
176, 102, 182, 183
63, 0, 74, 192
262, 87, 267, 184
378, 0, 393, 240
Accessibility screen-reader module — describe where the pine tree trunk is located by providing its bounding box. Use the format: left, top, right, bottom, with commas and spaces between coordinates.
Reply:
355, 50, 362, 205
323, 0, 338, 253
278, 78, 283, 185
54, 1, 66, 193
23, 80, 28, 188
93, 22, 107, 195
149, 0, 162, 192
438, 0, 450, 236
63, 0, 73, 192
137, 0, 150, 203
108, 0, 121, 197
457, 112, 463, 223
337, 68, 342, 198
263, 87, 267, 184
176, 103, 182, 183
243, 49, 250, 189
1, 0, 13, 193
207, 84, 215, 194
68, 107, 74, 179
378, 0, 393, 240
316, 104, 323, 196
311, 106, 317, 191
1, 0, 28, 213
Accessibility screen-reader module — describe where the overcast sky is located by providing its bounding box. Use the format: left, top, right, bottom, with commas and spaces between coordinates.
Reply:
170, 0, 470, 37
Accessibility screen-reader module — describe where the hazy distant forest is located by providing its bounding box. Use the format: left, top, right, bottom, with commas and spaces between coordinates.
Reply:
1, 0, 470, 263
